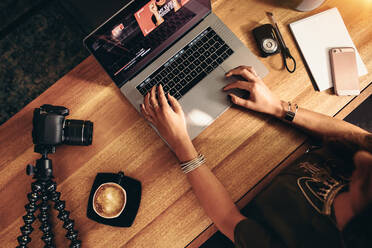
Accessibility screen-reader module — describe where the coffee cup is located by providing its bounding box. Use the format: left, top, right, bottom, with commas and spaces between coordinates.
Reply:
93, 182, 127, 219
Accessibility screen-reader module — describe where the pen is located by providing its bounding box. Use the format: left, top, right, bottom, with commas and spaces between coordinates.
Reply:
266, 12, 296, 73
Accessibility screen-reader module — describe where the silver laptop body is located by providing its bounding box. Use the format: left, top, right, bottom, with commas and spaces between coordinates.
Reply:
84, 0, 268, 140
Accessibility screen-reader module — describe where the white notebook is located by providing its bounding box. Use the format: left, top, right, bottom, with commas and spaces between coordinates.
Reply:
289, 8, 367, 91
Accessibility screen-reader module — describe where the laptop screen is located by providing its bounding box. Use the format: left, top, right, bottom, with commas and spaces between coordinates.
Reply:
84, 0, 211, 87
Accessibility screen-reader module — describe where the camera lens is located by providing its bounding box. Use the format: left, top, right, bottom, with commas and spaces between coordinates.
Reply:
63, 119, 93, 146
262, 38, 278, 53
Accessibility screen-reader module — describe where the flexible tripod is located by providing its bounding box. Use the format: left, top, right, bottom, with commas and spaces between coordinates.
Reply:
17, 145, 81, 248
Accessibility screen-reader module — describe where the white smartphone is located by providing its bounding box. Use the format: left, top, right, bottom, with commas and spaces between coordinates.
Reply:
329, 47, 360, 96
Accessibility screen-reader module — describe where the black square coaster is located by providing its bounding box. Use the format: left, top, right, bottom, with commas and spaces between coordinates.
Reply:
87, 171, 141, 227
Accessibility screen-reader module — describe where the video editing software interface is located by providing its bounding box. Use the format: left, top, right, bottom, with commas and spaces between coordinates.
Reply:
85, 0, 210, 87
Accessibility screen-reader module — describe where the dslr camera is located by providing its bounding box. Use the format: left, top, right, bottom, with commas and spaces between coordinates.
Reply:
32, 104, 93, 149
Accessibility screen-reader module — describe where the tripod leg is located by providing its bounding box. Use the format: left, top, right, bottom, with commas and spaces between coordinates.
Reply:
48, 181, 82, 248
38, 184, 55, 248
16, 182, 41, 248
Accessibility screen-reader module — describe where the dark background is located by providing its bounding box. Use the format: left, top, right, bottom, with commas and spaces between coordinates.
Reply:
0, 0, 126, 125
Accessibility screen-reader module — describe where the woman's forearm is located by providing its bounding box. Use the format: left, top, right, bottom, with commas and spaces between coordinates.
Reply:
276, 100, 369, 140
174, 142, 244, 241
187, 165, 245, 241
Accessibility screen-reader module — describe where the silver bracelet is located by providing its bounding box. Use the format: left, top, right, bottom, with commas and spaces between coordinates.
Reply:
180, 154, 206, 174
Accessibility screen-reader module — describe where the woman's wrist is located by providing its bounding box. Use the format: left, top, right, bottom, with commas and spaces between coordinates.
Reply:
273, 100, 287, 119
172, 138, 198, 162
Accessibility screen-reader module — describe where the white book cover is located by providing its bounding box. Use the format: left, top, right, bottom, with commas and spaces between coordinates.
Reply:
289, 7, 367, 91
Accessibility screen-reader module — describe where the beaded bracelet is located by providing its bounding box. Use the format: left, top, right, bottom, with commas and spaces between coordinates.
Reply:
180, 154, 206, 174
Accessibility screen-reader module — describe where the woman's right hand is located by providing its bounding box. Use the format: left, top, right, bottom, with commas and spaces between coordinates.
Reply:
223, 66, 285, 118
141, 85, 197, 162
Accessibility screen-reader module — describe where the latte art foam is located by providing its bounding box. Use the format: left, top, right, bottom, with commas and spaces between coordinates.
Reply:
93, 183, 126, 218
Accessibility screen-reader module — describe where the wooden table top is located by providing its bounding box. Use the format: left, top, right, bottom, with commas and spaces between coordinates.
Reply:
1, 0, 371, 247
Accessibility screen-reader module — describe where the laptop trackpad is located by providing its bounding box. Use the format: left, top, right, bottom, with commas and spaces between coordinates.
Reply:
180, 67, 232, 139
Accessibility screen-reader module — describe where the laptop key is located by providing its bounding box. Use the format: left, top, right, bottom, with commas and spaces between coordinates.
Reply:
180, 79, 188, 86
214, 35, 222, 41
206, 58, 213, 64
217, 57, 223, 64
184, 60, 190, 66
207, 30, 215, 38
179, 72, 185, 78
139, 88, 146, 95
174, 92, 182, 100
191, 70, 197, 77
216, 47, 225, 56
211, 53, 218, 60
199, 55, 206, 61
174, 76, 180, 83
222, 53, 228, 60
163, 85, 170, 92
227, 48, 234, 55
184, 68, 191, 74
194, 59, 201, 66
168, 73, 175, 79
175, 84, 182, 90
186, 75, 192, 81
206, 66, 213, 73
181, 53, 188, 60
189, 64, 196, 70
162, 77, 169, 84
170, 88, 177, 95
180, 71, 207, 96
218, 39, 225, 45
201, 62, 207, 68
196, 67, 202, 73
212, 61, 218, 68
169, 81, 175, 88
178, 64, 185, 71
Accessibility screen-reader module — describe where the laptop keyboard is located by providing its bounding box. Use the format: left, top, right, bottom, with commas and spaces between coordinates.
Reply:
136, 27, 234, 99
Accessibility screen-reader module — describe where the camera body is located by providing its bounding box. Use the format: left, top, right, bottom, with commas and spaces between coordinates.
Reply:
32, 104, 93, 147
252, 24, 280, 57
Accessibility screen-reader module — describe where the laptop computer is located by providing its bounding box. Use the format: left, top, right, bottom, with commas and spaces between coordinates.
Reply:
84, 0, 268, 140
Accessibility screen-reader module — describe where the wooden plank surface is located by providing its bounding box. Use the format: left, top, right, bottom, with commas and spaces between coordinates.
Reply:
1, 0, 371, 247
